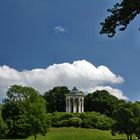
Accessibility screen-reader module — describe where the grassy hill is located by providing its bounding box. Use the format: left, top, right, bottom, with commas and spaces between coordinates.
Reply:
27, 127, 135, 140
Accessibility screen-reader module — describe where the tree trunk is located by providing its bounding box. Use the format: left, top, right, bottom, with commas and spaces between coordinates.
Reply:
130, 134, 132, 140
34, 127, 37, 140
127, 134, 129, 140
34, 134, 37, 140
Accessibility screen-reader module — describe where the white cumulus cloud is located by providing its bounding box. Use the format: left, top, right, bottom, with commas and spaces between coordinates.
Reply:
90, 86, 128, 100
0, 60, 126, 101
54, 26, 66, 33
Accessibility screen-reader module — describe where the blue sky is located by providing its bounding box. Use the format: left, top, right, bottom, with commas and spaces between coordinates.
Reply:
0, 0, 140, 101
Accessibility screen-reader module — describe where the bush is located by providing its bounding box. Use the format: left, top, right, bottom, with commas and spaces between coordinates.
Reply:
49, 112, 113, 130
82, 118, 95, 128
68, 117, 82, 127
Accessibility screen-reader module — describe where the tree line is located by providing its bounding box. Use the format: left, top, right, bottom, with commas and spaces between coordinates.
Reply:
43, 86, 124, 117
1, 85, 140, 140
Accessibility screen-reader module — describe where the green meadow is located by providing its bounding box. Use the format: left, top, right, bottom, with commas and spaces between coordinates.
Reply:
27, 127, 135, 140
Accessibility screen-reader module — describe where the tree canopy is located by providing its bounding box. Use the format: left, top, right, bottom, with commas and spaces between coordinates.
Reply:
2, 85, 49, 139
84, 90, 124, 117
43, 86, 69, 112
100, 0, 140, 37
112, 102, 140, 140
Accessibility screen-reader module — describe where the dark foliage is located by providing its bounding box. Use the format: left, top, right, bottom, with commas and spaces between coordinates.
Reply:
48, 112, 113, 130
2, 85, 49, 139
112, 102, 140, 140
43, 86, 69, 112
84, 90, 122, 117
100, 0, 140, 37
0, 106, 8, 138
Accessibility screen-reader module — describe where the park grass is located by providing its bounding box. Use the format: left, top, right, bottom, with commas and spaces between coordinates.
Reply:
27, 127, 136, 140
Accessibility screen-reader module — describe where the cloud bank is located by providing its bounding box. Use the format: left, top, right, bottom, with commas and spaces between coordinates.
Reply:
0, 60, 127, 100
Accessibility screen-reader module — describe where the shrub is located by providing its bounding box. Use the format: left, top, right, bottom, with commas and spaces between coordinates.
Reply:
49, 112, 113, 130
68, 117, 82, 127
82, 118, 95, 128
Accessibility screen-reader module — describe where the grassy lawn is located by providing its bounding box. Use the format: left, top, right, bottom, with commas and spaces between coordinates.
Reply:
27, 127, 135, 140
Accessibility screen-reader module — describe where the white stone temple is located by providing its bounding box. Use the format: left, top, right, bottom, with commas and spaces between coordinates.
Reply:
65, 87, 84, 113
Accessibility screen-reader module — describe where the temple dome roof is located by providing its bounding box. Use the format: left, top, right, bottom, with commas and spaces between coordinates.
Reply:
68, 87, 84, 96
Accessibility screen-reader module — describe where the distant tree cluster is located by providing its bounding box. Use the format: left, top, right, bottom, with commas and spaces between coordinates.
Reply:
44, 88, 124, 117
43, 86, 69, 112
84, 90, 124, 117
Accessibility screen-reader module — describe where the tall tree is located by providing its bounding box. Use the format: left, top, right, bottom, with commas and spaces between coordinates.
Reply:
84, 90, 122, 117
100, 0, 140, 37
2, 85, 49, 139
44, 86, 69, 112
112, 102, 140, 140
134, 102, 140, 139
25, 95, 49, 140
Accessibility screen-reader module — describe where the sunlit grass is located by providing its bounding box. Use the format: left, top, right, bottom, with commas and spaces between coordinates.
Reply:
27, 127, 135, 140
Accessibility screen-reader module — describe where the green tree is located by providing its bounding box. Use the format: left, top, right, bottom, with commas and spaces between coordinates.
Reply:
84, 90, 120, 117
2, 85, 49, 139
134, 102, 140, 139
43, 86, 69, 112
100, 0, 140, 37
25, 95, 49, 140
112, 102, 140, 140
2, 102, 30, 138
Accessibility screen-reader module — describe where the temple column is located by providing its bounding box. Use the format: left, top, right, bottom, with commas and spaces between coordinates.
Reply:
82, 99, 84, 112
73, 98, 76, 113
81, 98, 83, 113
68, 98, 70, 112
66, 99, 67, 112
73, 98, 75, 113
69, 98, 72, 113
78, 98, 81, 113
